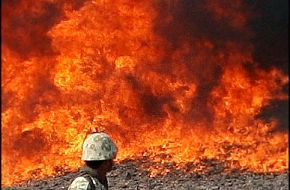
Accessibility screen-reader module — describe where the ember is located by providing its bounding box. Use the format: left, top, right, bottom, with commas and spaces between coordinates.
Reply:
2, 0, 288, 187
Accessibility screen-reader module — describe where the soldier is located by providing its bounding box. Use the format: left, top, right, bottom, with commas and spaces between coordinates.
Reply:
68, 132, 118, 190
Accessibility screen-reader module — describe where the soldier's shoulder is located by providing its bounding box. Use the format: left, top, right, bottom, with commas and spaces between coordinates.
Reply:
68, 176, 106, 190
68, 176, 90, 190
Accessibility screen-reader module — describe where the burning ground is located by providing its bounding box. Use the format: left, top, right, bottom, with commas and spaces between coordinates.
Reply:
3, 159, 290, 190
1, 0, 289, 188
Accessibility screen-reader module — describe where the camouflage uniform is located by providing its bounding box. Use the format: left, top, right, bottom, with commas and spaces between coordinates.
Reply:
68, 133, 118, 190
68, 175, 107, 190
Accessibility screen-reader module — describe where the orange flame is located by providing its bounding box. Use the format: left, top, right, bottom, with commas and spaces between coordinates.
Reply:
2, 0, 288, 186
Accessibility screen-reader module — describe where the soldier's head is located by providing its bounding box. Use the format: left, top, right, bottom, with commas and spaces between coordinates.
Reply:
82, 132, 118, 172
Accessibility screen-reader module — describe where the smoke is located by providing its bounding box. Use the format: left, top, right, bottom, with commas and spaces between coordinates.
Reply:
143, 0, 253, 125
147, 0, 289, 129
250, 0, 289, 131
250, 0, 289, 72
153, 0, 252, 46
1, 0, 89, 58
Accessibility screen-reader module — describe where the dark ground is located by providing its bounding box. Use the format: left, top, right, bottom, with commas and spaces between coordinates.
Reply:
3, 159, 289, 190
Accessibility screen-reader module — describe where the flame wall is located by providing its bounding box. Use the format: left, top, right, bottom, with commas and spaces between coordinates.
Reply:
2, 0, 289, 186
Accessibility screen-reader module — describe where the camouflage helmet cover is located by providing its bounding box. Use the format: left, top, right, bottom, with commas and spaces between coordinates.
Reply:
81, 132, 118, 161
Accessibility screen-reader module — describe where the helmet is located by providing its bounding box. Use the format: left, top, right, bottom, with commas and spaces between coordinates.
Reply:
81, 132, 118, 161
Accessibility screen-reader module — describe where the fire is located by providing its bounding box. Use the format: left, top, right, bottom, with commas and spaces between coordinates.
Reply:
2, 0, 288, 186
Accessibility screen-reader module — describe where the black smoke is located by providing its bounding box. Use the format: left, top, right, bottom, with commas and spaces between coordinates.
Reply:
150, 0, 288, 130
1, 0, 89, 58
